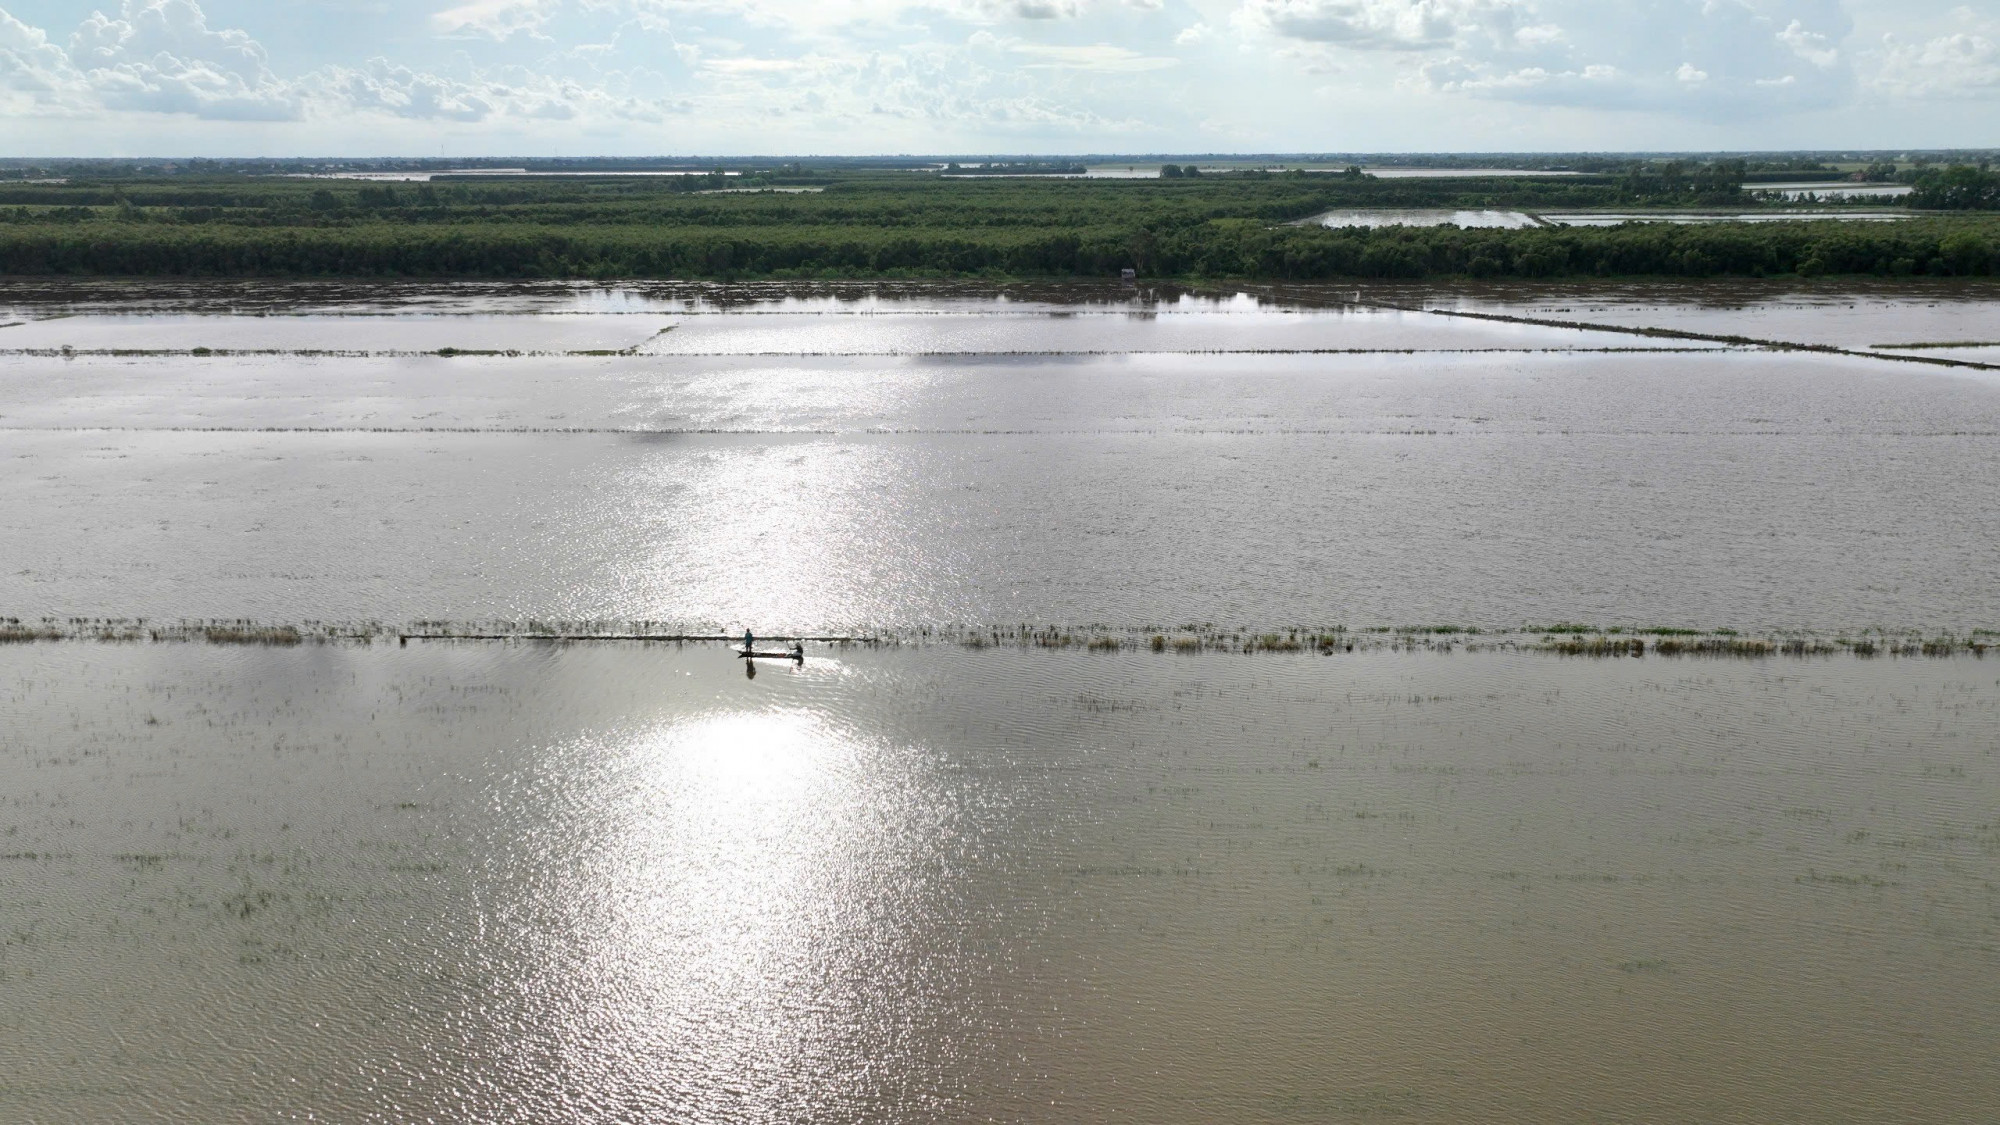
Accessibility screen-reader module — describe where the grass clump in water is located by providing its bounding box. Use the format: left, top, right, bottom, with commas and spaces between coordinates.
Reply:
1654, 636, 1774, 657
1549, 636, 1646, 657
201, 624, 302, 646
0, 621, 63, 643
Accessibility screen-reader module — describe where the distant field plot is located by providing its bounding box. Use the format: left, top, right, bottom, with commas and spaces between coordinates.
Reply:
2, 283, 1995, 633
0, 312, 668, 353
634, 305, 1685, 355
1418, 284, 2000, 356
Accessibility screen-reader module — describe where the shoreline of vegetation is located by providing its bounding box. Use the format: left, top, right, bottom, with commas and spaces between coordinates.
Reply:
1, 166, 1995, 282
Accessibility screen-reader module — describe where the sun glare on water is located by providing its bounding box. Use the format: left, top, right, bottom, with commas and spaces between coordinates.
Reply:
528, 707, 954, 1119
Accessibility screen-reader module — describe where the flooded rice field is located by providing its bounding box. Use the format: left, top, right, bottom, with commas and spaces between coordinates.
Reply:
1309, 210, 1542, 230
1754, 183, 1914, 200
3, 644, 1996, 1123
1545, 210, 1910, 226
2, 280, 1997, 1121
1304, 209, 1912, 231
1411, 281, 2000, 359
2, 281, 1994, 632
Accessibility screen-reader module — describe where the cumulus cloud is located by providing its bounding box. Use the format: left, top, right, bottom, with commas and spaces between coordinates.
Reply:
1873, 24, 2000, 98
0, 0, 688, 125
1010, 42, 1178, 69
320, 58, 497, 120
1777, 18, 1839, 68
3, 0, 1991, 148
70, 0, 301, 119
1238, 0, 1528, 51
1003, 0, 1085, 17
0, 7, 84, 103
431, 0, 557, 39
1257, 0, 1856, 116
679, 38, 1149, 135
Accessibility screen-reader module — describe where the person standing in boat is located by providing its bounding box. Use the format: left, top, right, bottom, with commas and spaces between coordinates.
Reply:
743, 628, 753, 655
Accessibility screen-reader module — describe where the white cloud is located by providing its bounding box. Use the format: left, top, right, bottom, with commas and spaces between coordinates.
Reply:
70, 0, 301, 119
319, 58, 497, 120
1512, 22, 1559, 46
1327, 0, 1856, 117
1237, 0, 1527, 50
1011, 42, 1178, 69
1873, 27, 2000, 98
0, 1, 681, 125
701, 56, 803, 73
1005, 0, 1083, 16
1777, 18, 1838, 68
431, 0, 556, 39
0, 7, 84, 101
0, 0, 1992, 151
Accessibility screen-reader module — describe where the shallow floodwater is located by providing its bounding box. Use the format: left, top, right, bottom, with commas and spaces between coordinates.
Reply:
2, 643, 1994, 1124
1545, 210, 1909, 226
2, 280, 1997, 1123
1416, 283, 2000, 356
1309, 209, 1539, 230
1755, 182, 1913, 200
2, 283, 1996, 631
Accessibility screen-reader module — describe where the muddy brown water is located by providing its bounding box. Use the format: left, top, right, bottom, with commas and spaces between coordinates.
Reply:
1, 283, 1995, 632
1, 281, 1997, 1122
2, 644, 1995, 1123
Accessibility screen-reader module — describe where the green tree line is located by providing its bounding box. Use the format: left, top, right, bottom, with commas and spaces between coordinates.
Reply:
0, 169, 1993, 281
1, 215, 1993, 280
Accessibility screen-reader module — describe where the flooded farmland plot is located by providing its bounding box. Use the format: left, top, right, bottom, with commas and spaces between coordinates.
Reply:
1402, 278, 2000, 357
2, 281, 1998, 1122
3, 645, 1996, 1123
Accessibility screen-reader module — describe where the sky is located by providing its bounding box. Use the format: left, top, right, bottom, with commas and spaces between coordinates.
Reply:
0, 0, 1996, 156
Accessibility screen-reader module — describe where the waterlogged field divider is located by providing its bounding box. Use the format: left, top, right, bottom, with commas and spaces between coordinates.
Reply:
2, 617, 1991, 658
1350, 299, 2000, 373
15, 424, 2000, 437
0, 345, 1741, 359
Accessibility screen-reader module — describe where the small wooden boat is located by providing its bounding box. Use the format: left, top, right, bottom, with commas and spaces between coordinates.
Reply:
737, 647, 804, 661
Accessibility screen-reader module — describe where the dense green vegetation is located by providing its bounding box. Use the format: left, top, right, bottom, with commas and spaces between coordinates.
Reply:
1908, 165, 2000, 210
0, 168, 1994, 282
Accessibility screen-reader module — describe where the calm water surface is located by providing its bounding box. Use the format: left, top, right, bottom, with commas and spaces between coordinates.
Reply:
1307, 210, 1541, 230
2, 644, 1995, 1123
2, 281, 1997, 1123
2, 283, 1995, 631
